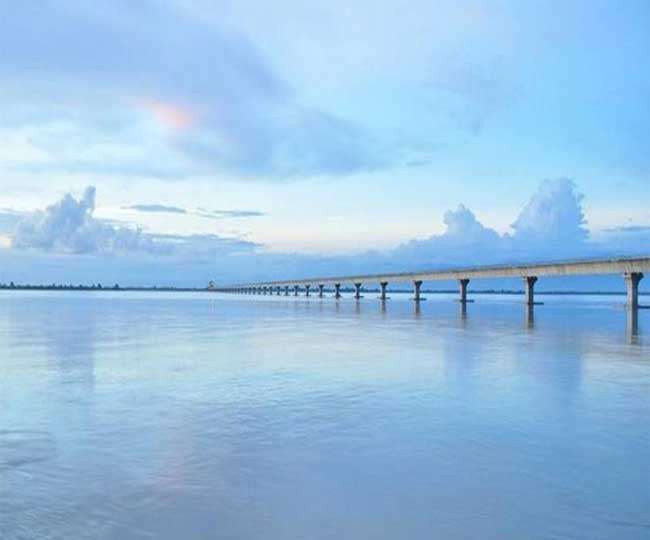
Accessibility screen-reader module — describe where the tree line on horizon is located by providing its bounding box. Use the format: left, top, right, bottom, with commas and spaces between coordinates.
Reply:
0, 282, 120, 290
0, 282, 211, 291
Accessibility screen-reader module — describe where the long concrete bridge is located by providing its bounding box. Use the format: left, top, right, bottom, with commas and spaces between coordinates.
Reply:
216, 256, 649, 310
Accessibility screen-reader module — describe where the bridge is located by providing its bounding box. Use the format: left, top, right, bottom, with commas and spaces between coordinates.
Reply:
216, 256, 649, 310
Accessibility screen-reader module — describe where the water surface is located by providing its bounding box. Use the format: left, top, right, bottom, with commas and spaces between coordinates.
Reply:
1, 291, 648, 539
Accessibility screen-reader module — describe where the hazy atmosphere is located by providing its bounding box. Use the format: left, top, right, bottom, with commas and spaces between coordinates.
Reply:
1, 0, 648, 286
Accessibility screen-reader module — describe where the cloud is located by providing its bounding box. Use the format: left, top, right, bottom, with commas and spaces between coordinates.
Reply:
235, 177, 643, 285
2, 179, 647, 287
126, 204, 265, 219
0, 209, 27, 233
135, 98, 197, 133
195, 209, 265, 219
602, 225, 650, 234
0, 1, 383, 178
390, 178, 601, 267
12, 187, 169, 255
11, 187, 258, 257
127, 204, 187, 214
391, 204, 504, 267
511, 178, 588, 247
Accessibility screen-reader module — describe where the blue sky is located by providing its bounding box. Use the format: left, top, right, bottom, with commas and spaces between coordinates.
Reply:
0, 0, 648, 287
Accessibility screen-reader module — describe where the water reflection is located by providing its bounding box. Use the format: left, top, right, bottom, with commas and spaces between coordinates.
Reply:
459, 301, 468, 321
6, 293, 97, 392
525, 304, 535, 329
0, 291, 647, 540
627, 308, 639, 344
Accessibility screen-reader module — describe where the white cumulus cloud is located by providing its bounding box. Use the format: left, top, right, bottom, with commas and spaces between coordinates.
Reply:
511, 178, 588, 245
13, 187, 173, 255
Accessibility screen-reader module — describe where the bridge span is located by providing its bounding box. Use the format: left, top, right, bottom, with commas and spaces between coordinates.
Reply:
217, 256, 649, 310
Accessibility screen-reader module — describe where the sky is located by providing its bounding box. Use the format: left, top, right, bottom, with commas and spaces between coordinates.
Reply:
0, 0, 648, 288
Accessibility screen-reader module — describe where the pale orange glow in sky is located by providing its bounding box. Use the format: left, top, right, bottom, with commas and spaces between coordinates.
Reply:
137, 98, 197, 132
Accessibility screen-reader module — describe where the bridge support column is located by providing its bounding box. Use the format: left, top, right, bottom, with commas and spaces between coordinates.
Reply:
264, 286, 268, 295
276, 286, 280, 295
413, 280, 423, 302
294, 285, 299, 296
318, 284, 324, 298
305, 284, 311, 297
458, 279, 470, 303
379, 281, 388, 301
523, 276, 537, 305
354, 282, 363, 300
334, 283, 341, 299
625, 272, 643, 310
284, 286, 289, 296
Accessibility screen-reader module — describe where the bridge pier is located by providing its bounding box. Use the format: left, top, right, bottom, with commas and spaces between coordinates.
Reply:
334, 283, 341, 299
459, 279, 470, 303
379, 281, 388, 301
284, 286, 288, 296
523, 276, 538, 305
413, 280, 423, 302
294, 285, 299, 296
354, 282, 363, 300
305, 284, 311, 297
263, 286, 268, 295
318, 284, 324, 298
625, 272, 643, 310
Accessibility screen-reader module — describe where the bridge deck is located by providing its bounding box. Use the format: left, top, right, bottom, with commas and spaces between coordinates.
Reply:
228, 256, 649, 288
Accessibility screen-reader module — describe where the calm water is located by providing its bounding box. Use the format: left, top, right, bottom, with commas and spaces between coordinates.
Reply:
1, 290, 648, 539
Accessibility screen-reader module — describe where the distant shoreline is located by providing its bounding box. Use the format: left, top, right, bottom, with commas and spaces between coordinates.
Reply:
0, 285, 646, 296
